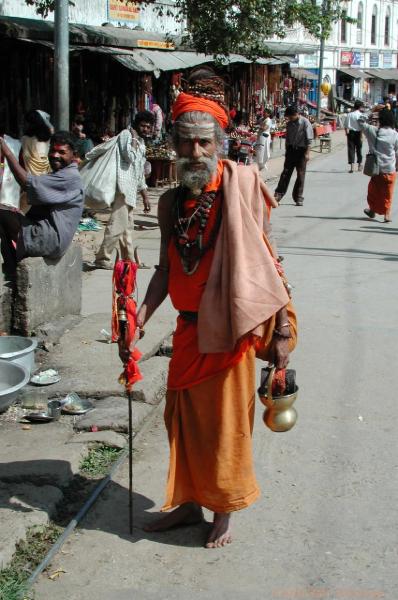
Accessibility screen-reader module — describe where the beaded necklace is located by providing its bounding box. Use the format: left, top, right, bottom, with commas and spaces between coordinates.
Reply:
173, 187, 222, 275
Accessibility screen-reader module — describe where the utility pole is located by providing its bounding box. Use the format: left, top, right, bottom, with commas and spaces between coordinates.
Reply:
316, 0, 327, 121
316, 35, 325, 121
54, 0, 69, 130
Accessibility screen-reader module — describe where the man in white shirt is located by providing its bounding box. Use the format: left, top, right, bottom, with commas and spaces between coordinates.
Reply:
344, 100, 364, 173
94, 111, 154, 269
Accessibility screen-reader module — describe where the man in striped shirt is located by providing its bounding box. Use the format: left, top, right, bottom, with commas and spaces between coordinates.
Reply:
0, 131, 83, 276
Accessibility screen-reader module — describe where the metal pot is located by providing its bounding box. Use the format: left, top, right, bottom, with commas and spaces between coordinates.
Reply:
259, 366, 298, 432
0, 336, 38, 375
0, 360, 30, 413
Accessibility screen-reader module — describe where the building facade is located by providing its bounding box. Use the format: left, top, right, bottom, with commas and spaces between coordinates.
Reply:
283, 0, 398, 105
0, 0, 185, 35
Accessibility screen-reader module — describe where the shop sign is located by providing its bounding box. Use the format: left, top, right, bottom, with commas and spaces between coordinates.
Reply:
383, 52, 393, 68
370, 52, 379, 67
137, 40, 175, 49
352, 52, 362, 66
108, 0, 140, 22
341, 51, 353, 66
303, 53, 318, 68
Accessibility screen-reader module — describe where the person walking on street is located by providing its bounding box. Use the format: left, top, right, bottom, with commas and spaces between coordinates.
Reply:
124, 71, 297, 548
255, 108, 272, 176
94, 111, 154, 269
344, 100, 364, 173
274, 105, 313, 206
360, 108, 398, 223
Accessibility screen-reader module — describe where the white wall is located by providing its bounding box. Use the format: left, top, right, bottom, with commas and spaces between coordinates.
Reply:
0, 0, 185, 34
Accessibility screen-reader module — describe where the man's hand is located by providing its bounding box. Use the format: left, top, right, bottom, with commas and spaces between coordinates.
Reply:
269, 336, 290, 370
141, 190, 151, 213
0, 136, 8, 153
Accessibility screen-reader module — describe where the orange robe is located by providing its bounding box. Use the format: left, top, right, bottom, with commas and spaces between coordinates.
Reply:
163, 164, 297, 513
367, 172, 396, 216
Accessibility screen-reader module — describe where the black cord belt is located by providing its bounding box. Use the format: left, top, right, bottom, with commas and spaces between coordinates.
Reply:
179, 311, 198, 322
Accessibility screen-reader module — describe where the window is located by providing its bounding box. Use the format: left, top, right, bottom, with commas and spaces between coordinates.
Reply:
371, 5, 377, 45
341, 9, 347, 43
356, 2, 363, 44
385, 8, 391, 46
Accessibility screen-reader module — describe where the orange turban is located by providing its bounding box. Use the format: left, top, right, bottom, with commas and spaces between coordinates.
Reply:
172, 92, 229, 130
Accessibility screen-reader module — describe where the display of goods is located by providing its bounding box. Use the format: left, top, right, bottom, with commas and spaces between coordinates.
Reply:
229, 127, 257, 142
146, 143, 175, 160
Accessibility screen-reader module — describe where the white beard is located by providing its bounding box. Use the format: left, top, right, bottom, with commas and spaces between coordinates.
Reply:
176, 155, 218, 192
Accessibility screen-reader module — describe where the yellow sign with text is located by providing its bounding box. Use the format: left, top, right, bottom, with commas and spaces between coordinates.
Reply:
137, 40, 175, 49
109, 0, 140, 22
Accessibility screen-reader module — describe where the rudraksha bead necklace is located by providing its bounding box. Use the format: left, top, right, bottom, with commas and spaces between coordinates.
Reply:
174, 188, 221, 275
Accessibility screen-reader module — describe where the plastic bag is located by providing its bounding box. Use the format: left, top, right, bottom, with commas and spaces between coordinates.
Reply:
79, 136, 118, 209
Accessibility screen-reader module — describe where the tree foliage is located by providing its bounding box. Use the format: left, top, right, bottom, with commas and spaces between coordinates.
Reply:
25, 0, 350, 59
24, 1, 75, 18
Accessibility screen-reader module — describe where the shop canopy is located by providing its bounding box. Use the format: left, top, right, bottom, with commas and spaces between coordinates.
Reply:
291, 68, 318, 81
364, 68, 398, 80
0, 15, 315, 72
335, 97, 355, 108
17, 39, 287, 75
337, 68, 368, 79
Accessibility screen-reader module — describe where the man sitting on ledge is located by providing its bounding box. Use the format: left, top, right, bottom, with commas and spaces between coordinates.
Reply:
0, 131, 83, 276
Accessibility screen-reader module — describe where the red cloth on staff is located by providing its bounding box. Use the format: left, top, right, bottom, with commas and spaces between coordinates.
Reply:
112, 260, 142, 391
367, 172, 397, 216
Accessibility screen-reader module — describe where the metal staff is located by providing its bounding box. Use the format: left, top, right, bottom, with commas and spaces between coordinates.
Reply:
113, 258, 142, 536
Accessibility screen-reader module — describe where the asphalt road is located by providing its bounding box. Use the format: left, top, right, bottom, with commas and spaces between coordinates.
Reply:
35, 147, 398, 600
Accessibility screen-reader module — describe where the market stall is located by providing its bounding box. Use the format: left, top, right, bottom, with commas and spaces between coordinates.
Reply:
146, 142, 177, 188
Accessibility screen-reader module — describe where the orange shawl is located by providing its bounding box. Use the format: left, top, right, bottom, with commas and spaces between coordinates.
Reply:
197, 159, 289, 353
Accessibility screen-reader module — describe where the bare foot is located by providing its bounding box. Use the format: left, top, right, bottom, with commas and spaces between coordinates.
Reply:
205, 512, 232, 548
144, 502, 203, 532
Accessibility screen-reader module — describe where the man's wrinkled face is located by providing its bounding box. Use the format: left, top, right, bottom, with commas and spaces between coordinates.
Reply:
136, 121, 153, 139
175, 121, 218, 191
49, 143, 75, 171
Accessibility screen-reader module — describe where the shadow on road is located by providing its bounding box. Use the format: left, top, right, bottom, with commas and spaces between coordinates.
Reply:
0, 460, 210, 548
80, 483, 211, 548
279, 245, 398, 261
293, 215, 371, 222
347, 225, 398, 235
306, 169, 349, 173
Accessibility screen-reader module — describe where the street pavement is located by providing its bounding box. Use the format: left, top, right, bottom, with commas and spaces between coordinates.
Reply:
35, 143, 398, 600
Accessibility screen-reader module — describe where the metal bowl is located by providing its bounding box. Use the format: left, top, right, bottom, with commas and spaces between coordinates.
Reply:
0, 336, 38, 376
24, 412, 54, 423
0, 360, 30, 413
61, 393, 94, 415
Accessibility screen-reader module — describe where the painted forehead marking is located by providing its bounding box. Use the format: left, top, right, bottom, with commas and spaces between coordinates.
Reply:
52, 144, 65, 151
176, 121, 215, 140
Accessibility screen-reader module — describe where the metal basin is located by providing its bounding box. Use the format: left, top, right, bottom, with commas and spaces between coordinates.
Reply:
0, 360, 30, 412
0, 336, 38, 375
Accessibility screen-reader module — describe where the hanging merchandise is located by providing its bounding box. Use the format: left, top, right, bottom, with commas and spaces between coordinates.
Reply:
321, 80, 331, 96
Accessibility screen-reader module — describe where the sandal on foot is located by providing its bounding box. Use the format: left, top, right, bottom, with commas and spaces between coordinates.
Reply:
364, 209, 375, 219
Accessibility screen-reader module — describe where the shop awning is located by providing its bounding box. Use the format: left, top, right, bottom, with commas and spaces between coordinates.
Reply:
337, 68, 368, 79
335, 97, 354, 108
0, 15, 315, 57
0, 15, 177, 50
291, 68, 318, 81
364, 68, 398, 80
9, 37, 293, 74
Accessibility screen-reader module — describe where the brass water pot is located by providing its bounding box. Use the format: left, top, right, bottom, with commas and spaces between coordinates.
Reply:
259, 367, 298, 432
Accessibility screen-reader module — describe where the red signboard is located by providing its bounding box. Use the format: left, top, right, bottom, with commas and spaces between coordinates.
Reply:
341, 51, 353, 66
